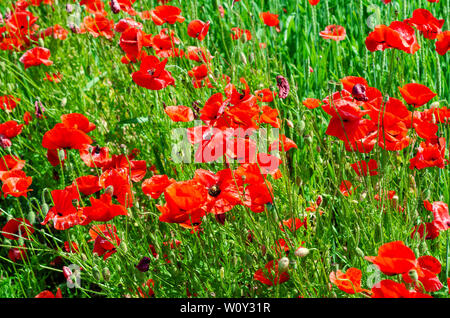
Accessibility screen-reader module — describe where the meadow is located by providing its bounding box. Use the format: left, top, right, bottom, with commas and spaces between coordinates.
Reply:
0, 0, 449, 299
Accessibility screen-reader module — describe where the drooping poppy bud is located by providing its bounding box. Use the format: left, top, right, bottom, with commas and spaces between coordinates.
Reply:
352, 83, 368, 101
136, 257, 151, 272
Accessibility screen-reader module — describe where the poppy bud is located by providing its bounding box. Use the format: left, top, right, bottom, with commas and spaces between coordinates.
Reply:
316, 195, 323, 206
276, 75, 289, 99
38, 38, 45, 48
304, 135, 313, 144
240, 52, 247, 65
278, 257, 290, 273
285, 118, 294, 128
105, 185, 114, 196
27, 211, 36, 225
298, 120, 305, 135
102, 267, 111, 281
219, 267, 225, 280
92, 266, 102, 281
294, 247, 309, 258
121, 241, 128, 253
408, 269, 418, 282
249, 53, 255, 64
18, 236, 24, 247
355, 247, 364, 258
81, 253, 88, 262
430, 101, 440, 109
61, 98, 67, 107
41, 203, 49, 215
110, 0, 121, 14
58, 149, 65, 161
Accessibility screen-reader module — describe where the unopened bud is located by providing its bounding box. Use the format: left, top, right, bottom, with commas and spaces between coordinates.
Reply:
102, 267, 111, 281
58, 149, 66, 161
61, 97, 67, 107
278, 257, 290, 273
92, 266, 102, 281
38, 38, 45, 48
298, 120, 305, 135
294, 247, 309, 258
285, 118, 294, 128
219, 267, 224, 280
27, 211, 36, 225
355, 247, 365, 258
41, 203, 49, 215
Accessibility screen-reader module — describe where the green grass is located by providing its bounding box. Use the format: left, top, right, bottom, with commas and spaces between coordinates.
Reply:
0, 0, 449, 298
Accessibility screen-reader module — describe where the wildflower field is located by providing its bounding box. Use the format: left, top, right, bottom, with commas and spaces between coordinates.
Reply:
0, 0, 449, 300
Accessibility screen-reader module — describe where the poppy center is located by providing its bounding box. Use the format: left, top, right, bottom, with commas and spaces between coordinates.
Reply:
208, 185, 221, 197
147, 69, 155, 76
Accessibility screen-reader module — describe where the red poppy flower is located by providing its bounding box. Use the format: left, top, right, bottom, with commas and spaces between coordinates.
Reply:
402, 255, 443, 292
136, 279, 155, 298
42, 24, 68, 40
81, 193, 127, 225
73, 175, 101, 196
114, 18, 143, 33
156, 180, 207, 226
185, 46, 214, 63
132, 55, 175, 90
0, 95, 20, 112
79, 144, 111, 168
2, 173, 32, 198
43, 72, 63, 83
193, 168, 243, 215
371, 280, 432, 298
339, 180, 354, 196
150, 6, 185, 26
81, 14, 115, 39
99, 168, 133, 207
164, 105, 194, 122
9, 245, 27, 263
187, 20, 210, 41
42, 125, 93, 150
351, 159, 378, 176
302, 98, 321, 109
259, 12, 279, 27
231, 27, 251, 41
365, 241, 416, 275
435, 31, 450, 55
330, 268, 369, 294
119, 26, 152, 64
61, 113, 96, 133
0, 155, 25, 180
111, 0, 137, 15
365, 21, 420, 54
35, 288, 63, 298
319, 25, 346, 41
269, 135, 297, 152
412, 200, 450, 240
409, 137, 447, 170
308, 0, 320, 4
404, 9, 444, 40
41, 187, 83, 230
254, 259, 290, 286
2, 218, 34, 240
0, 120, 23, 142
19, 47, 53, 70
255, 88, 277, 102
398, 83, 436, 107
279, 217, 307, 233
80, 0, 105, 14
91, 224, 121, 260
142, 174, 175, 199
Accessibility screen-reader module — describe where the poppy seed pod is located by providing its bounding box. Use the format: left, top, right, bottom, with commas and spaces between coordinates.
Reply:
278, 257, 290, 273
294, 247, 309, 258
